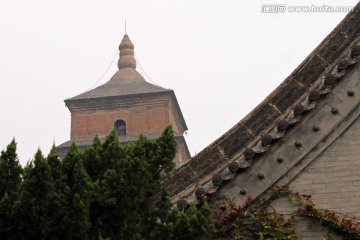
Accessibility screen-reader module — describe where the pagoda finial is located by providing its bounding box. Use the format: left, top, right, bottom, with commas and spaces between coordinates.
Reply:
118, 34, 136, 70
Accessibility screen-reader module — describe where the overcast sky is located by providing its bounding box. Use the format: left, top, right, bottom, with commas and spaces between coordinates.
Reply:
0, 0, 358, 165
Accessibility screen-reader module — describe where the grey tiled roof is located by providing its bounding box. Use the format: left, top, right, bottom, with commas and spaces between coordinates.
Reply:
67, 68, 170, 101
165, 2, 360, 207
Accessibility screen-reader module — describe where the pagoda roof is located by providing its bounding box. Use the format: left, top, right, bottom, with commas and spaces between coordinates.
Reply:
67, 68, 170, 101
66, 34, 170, 102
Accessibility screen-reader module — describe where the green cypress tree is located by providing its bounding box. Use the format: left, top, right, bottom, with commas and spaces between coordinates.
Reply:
150, 125, 176, 175
0, 139, 23, 239
46, 144, 71, 240
83, 136, 104, 239
0, 129, 213, 240
39, 126, 212, 240
47, 144, 61, 182
99, 130, 122, 170
15, 149, 55, 239
0, 139, 23, 199
83, 135, 103, 182
59, 142, 91, 240
93, 126, 200, 239
0, 192, 14, 239
173, 203, 213, 240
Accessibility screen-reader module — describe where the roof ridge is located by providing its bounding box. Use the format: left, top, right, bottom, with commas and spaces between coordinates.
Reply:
165, 3, 360, 206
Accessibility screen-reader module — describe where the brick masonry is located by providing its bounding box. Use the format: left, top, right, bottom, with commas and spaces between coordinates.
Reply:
60, 92, 190, 163
269, 114, 360, 238
290, 113, 360, 216
270, 198, 343, 239
69, 93, 182, 140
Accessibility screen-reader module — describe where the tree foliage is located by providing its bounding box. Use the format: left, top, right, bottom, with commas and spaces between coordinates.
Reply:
0, 139, 22, 199
0, 139, 22, 239
0, 126, 212, 240
14, 149, 55, 239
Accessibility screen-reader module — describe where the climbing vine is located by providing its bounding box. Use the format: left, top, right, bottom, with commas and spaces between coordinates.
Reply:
209, 185, 360, 239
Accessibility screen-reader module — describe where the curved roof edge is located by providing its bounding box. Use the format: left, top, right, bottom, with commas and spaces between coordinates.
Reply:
165, 2, 360, 205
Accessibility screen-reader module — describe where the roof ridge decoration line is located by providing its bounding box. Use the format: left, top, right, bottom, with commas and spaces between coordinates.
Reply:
172, 3, 360, 170
174, 42, 360, 210
66, 92, 174, 111
255, 98, 360, 211
67, 88, 173, 102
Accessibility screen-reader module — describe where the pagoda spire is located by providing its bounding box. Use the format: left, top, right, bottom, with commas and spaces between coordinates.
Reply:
118, 34, 136, 70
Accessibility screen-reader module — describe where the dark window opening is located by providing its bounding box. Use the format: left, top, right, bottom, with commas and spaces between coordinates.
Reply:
114, 119, 126, 136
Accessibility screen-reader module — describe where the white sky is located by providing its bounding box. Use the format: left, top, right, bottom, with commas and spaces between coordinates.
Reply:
0, 0, 358, 165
